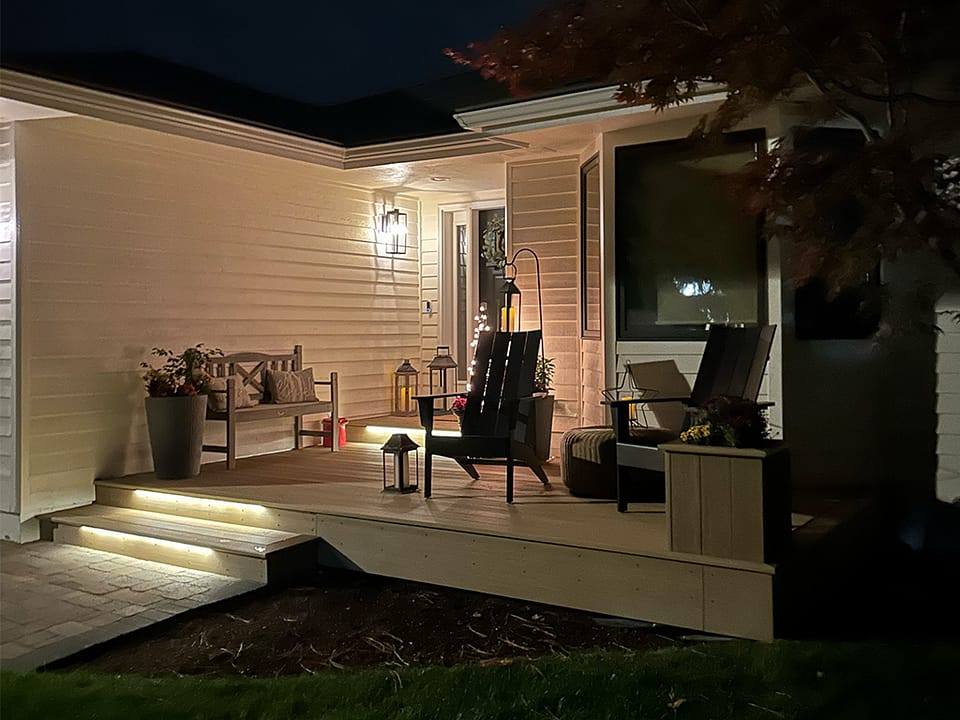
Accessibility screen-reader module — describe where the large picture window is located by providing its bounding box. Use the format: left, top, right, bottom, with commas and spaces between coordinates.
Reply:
615, 131, 766, 340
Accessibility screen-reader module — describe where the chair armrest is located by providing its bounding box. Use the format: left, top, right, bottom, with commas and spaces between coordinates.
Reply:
413, 392, 466, 401
414, 393, 465, 432
605, 395, 691, 408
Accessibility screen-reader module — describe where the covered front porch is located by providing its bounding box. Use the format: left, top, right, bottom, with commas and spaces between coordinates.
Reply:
63, 442, 844, 642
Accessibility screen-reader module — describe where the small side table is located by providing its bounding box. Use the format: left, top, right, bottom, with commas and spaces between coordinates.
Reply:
661, 442, 791, 564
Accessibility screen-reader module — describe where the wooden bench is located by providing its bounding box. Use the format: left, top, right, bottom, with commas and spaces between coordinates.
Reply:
203, 345, 339, 469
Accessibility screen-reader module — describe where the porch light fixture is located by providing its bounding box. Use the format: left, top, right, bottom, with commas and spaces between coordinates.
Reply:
394, 359, 419, 417
377, 207, 408, 255
498, 248, 544, 341
381, 433, 420, 494
427, 346, 458, 416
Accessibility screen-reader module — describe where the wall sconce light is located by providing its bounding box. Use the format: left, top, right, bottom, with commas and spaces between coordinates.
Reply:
377, 208, 408, 255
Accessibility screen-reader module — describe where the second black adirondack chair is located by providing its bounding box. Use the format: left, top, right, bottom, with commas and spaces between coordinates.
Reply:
416, 330, 549, 503
607, 324, 777, 512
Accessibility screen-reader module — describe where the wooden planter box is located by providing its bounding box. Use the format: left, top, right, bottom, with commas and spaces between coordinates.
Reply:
662, 442, 791, 564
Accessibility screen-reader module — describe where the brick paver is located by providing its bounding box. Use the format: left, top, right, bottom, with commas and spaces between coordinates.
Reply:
0, 541, 260, 671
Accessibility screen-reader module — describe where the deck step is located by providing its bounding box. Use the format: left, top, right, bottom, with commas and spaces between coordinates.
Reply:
49, 506, 317, 583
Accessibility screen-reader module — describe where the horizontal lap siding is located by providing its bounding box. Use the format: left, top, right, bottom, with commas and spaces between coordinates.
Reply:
508, 158, 581, 447
937, 295, 960, 502
16, 117, 419, 518
0, 123, 16, 515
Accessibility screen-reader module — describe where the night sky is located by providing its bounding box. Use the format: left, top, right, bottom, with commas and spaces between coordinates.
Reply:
1, 0, 546, 105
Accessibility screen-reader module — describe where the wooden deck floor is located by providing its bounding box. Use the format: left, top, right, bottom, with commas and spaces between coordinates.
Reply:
96, 443, 780, 639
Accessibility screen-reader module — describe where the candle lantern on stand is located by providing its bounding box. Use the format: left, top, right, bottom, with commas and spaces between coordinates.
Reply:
427, 346, 457, 415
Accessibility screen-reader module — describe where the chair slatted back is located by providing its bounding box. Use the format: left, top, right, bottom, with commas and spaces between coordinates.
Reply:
461, 330, 540, 438
690, 325, 776, 405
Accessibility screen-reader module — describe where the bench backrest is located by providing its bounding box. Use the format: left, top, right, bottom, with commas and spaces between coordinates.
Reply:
206, 345, 303, 403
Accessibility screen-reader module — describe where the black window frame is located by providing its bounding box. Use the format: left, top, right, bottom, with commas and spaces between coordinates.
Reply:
614, 129, 768, 341
580, 154, 602, 339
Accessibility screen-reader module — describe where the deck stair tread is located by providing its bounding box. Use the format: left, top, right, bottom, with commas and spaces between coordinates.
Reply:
49, 505, 312, 558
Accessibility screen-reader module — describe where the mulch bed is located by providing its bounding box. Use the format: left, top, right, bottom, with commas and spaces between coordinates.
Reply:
57, 571, 696, 677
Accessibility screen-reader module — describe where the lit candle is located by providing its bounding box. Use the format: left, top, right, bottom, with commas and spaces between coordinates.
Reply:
395, 451, 410, 490
500, 306, 516, 332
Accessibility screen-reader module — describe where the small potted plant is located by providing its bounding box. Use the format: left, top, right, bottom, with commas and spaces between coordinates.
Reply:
522, 356, 555, 461
451, 396, 467, 426
140, 344, 221, 479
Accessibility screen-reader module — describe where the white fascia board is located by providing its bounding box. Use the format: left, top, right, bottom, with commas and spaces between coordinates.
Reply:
0, 69, 346, 168
0, 69, 524, 170
455, 83, 728, 135
343, 132, 528, 169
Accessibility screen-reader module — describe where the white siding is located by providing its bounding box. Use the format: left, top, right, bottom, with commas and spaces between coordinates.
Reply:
0, 123, 17, 518
507, 157, 581, 448
16, 116, 420, 519
937, 294, 960, 502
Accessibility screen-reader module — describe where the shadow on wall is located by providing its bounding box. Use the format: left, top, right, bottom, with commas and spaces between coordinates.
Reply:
98, 347, 150, 478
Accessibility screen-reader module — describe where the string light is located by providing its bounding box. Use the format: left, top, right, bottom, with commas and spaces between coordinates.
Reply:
466, 302, 491, 391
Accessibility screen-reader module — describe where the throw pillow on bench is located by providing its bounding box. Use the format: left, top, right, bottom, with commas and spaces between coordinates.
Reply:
265, 368, 318, 404
208, 375, 258, 411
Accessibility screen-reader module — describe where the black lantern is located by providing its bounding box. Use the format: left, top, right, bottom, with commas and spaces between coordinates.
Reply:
427, 346, 458, 415
499, 248, 544, 337
394, 359, 419, 417
381, 433, 419, 493
499, 275, 522, 332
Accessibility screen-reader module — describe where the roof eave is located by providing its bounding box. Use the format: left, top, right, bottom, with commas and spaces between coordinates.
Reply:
0, 69, 525, 170
454, 83, 729, 135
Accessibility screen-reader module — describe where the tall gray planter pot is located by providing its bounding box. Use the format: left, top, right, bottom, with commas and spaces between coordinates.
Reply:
145, 395, 208, 479
517, 395, 555, 461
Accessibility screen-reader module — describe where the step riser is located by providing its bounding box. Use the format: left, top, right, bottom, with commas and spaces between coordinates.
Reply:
346, 424, 426, 447
54, 524, 268, 582
95, 485, 314, 534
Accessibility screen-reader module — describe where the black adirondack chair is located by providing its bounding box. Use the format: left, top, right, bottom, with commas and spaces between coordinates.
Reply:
607, 324, 777, 512
416, 330, 549, 503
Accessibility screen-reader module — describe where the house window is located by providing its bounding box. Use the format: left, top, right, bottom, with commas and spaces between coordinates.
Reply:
615, 130, 766, 340
581, 155, 601, 338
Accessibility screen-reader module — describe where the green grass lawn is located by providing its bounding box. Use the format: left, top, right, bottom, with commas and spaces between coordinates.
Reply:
3, 641, 959, 720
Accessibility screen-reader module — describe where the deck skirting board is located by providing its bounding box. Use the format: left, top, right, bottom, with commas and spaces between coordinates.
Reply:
314, 515, 774, 640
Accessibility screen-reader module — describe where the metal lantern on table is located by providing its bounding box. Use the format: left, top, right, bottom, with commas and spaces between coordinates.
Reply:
498, 275, 522, 332
393, 359, 419, 417
427, 346, 458, 415
381, 433, 419, 494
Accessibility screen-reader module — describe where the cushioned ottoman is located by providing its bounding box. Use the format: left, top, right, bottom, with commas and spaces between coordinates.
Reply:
560, 426, 669, 502
560, 427, 618, 498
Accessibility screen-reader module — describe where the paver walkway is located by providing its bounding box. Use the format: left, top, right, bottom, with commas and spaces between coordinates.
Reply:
0, 541, 260, 671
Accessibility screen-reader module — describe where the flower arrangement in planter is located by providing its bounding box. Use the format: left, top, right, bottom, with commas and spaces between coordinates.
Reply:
139, 344, 221, 479
451, 396, 467, 420
680, 396, 769, 449
140, 344, 221, 397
